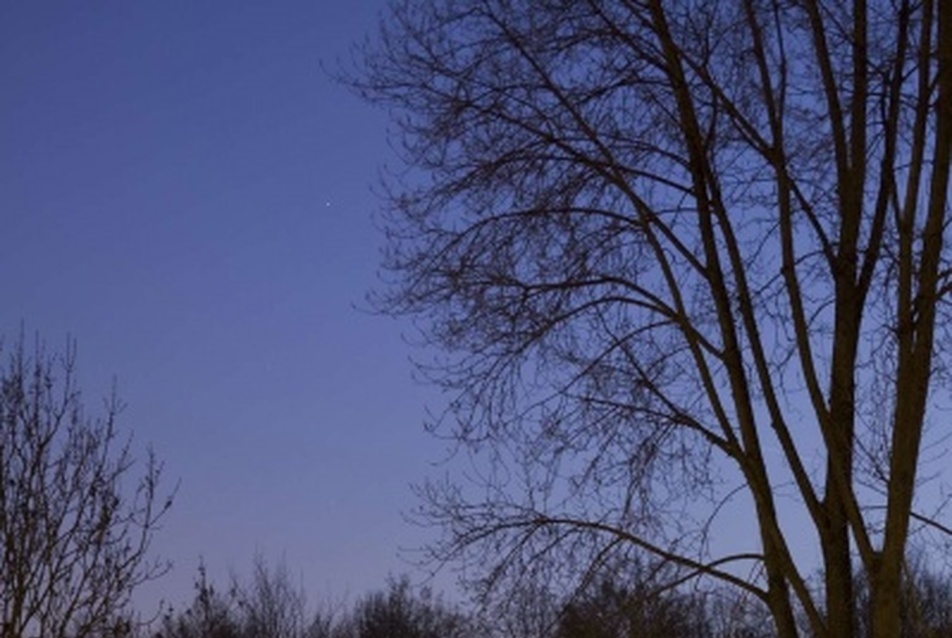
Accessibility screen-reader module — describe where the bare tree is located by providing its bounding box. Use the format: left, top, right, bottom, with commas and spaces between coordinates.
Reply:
234, 556, 312, 638
336, 576, 471, 638
555, 561, 713, 638
155, 563, 242, 638
481, 576, 561, 638
0, 336, 173, 638
350, 2, 952, 638
156, 557, 333, 638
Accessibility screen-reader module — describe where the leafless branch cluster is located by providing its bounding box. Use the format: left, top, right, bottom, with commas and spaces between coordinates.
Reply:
0, 336, 173, 638
350, 1, 952, 637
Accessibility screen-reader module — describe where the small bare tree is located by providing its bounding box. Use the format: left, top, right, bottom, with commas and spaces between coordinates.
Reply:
336, 576, 472, 638
0, 336, 173, 638
156, 557, 331, 638
235, 557, 311, 638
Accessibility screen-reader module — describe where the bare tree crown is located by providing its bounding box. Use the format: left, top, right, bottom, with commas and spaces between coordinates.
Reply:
351, 2, 952, 637
0, 336, 172, 638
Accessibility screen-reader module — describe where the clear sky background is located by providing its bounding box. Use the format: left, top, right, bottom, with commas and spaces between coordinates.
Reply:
1, 1, 453, 612
15, 1, 952, 623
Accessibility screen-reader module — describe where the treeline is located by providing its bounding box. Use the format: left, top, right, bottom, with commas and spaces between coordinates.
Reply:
4, 334, 951, 638
146, 554, 952, 638
150, 560, 469, 638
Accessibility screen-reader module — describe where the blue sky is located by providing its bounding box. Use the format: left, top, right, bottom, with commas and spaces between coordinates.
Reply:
1, 1, 453, 611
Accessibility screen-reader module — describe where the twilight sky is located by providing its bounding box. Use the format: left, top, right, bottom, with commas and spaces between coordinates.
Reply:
1, 1, 454, 611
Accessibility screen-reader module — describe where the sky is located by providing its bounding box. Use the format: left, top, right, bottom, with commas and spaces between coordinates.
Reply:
0, 1, 455, 612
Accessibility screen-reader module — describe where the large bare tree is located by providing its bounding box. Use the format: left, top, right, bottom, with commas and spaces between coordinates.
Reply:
352, 2, 952, 638
0, 337, 172, 638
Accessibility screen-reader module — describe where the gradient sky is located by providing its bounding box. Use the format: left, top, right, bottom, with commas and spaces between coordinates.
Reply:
1, 1, 455, 612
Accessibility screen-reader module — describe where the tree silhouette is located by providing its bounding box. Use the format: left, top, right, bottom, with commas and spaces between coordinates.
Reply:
157, 570, 468, 638
340, 577, 471, 638
556, 566, 711, 638
0, 335, 172, 638
351, 2, 952, 637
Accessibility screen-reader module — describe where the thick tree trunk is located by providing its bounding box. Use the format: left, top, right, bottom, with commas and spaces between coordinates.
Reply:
872, 3, 951, 637
822, 491, 853, 638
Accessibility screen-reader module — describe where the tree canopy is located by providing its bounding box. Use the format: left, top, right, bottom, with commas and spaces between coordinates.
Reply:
351, 2, 952, 637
